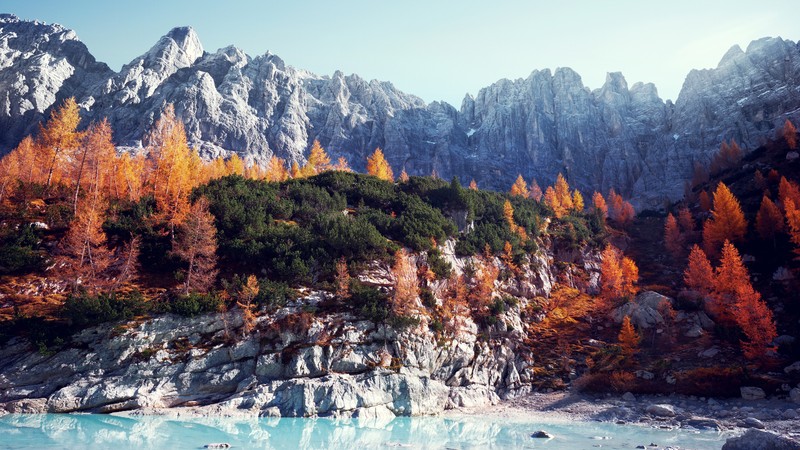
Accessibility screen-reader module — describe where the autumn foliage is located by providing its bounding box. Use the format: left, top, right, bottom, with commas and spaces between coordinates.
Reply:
171, 197, 219, 295
664, 213, 683, 257
599, 244, 638, 308
702, 182, 747, 257
366, 148, 394, 181
617, 315, 640, 359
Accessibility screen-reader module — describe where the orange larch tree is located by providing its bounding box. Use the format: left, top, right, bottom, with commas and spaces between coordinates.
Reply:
698, 190, 712, 212
702, 182, 747, 257
620, 256, 639, 300
71, 119, 116, 213
503, 199, 527, 241
171, 197, 219, 295
683, 244, 715, 297
664, 213, 683, 257
224, 154, 245, 176
442, 274, 471, 337
784, 199, 800, 253
755, 195, 784, 242
778, 176, 800, 211
677, 207, 695, 232
783, 119, 797, 149
509, 175, 528, 197
468, 179, 478, 190
398, 168, 410, 183
58, 189, 112, 294
754, 169, 767, 191
306, 140, 332, 175
469, 247, 499, 319
236, 274, 260, 336
599, 244, 624, 308
391, 248, 420, 317
543, 186, 562, 217
592, 192, 608, 219
618, 315, 640, 359
366, 148, 394, 181
335, 156, 352, 172
334, 257, 351, 300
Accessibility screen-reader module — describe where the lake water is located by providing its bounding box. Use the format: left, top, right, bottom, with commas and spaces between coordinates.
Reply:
0, 413, 730, 449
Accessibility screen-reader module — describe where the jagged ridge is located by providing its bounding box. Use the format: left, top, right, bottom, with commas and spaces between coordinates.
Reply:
1, 13, 799, 207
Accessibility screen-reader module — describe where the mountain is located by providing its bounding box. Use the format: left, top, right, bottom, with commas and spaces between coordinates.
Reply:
1, 13, 799, 207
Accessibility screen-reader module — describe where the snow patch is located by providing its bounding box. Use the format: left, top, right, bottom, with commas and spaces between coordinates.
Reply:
466, 128, 477, 137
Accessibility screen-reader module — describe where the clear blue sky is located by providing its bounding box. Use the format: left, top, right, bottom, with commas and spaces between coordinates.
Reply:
4, 0, 798, 105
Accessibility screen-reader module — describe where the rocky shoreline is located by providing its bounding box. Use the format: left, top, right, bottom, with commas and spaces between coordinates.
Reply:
446, 391, 800, 448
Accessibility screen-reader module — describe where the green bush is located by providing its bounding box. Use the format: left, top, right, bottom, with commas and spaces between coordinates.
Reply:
164, 292, 223, 317
349, 282, 390, 323
63, 290, 150, 327
256, 279, 296, 310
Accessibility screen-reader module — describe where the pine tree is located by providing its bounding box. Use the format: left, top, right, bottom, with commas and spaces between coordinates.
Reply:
755, 195, 784, 242
172, 197, 219, 295
684, 245, 714, 296
366, 148, 394, 181
702, 182, 747, 257
664, 213, 683, 257
509, 175, 528, 197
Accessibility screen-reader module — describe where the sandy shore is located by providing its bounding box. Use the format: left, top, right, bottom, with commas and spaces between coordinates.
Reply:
445, 390, 800, 440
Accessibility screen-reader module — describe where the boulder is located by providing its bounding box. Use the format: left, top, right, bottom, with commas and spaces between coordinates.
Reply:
784, 361, 800, 374
789, 388, 800, 404
684, 417, 723, 431
612, 291, 674, 329
742, 417, 766, 429
722, 429, 800, 450
622, 392, 636, 402
645, 404, 676, 417
531, 430, 553, 439
741, 387, 766, 400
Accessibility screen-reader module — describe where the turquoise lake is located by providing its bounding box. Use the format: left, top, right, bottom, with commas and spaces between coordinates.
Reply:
0, 413, 731, 449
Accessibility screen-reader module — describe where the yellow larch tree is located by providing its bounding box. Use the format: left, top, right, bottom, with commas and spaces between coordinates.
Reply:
266, 156, 289, 182
529, 179, 543, 201
305, 140, 332, 175
224, 153, 245, 176
509, 174, 528, 197
572, 189, 584, 212
366, 148, 394, 181
39, 97, 82, 188
702, 182, 747, 257
335, 156, 352, 172
554, 173, 573, 211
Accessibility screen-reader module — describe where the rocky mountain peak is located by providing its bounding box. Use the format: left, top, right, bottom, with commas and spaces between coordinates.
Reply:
1, 17, 799, 208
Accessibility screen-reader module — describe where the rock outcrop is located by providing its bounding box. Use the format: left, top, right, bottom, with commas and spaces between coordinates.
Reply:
0, 295, 533, 417
2, 14, 800, 207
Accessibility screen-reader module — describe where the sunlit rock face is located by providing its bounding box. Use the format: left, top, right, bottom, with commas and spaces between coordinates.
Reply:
1, 14, 799, 207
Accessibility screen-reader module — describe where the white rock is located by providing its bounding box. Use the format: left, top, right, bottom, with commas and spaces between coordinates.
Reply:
645, 404, 676, 417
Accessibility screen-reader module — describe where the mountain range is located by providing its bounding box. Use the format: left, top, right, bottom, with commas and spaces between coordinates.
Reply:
1, 13, 799, 208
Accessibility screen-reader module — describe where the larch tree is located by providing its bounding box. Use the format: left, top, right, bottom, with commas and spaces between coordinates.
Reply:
778, 177, 800, 211
334, 156, 352, 172
334, 257, 351, 300
306, 140, 332, 175
543, 186, 562, 217
469, 179, 478, 190
503, 199, 527, 240
529, 179, 543, 201
617, 315, 640, 359
172, 197, 219, 295
290, 161, 303, 179
399, 168, 410, 183
683, 245, 715, 297
592, 192, 608, 219
145, 105, 195, 234
784, 199, 800, 253
71, 120, 115, 214
755, 195, 784, 242
509, 175, 528, 197
554, 173, 574, 211
39, 97, 81, 189
677, 207, 695, 232
698, 190, 712, 212
783, 119, 797, 149
702, 182, 747, 257
113, 152, 146, 202
599, 244, 624, 307
708, 240, 751, 326
469, 247, 499, 319
366, 148, 394, 181
754, 170, 767, 191
59, 188, 111, 294
237, 275, 259, 336
664, 213, 683, 257
572, 190, 584, 212
620, 257, 639, 300
266, 156, 289, 182
224, 154, 245, 176
442, 274, 470, 337
391, 248, 420, 317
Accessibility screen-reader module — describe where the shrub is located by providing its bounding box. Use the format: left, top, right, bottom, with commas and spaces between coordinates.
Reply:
255, 279, 296, 310
63, 290, 149, 327
164, 292, 223, 317
349, 282, 390, 323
